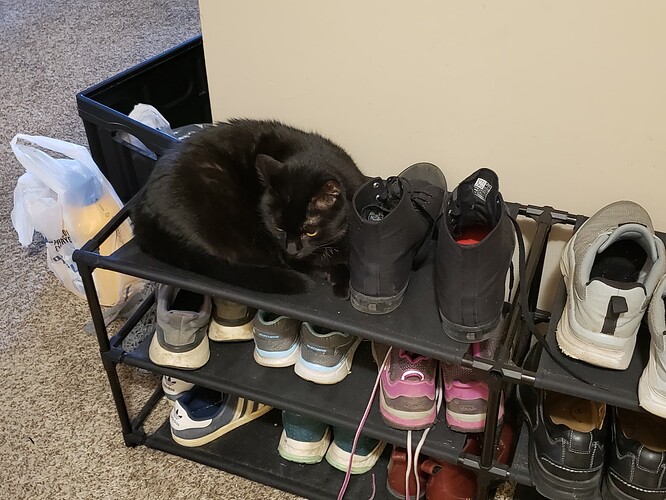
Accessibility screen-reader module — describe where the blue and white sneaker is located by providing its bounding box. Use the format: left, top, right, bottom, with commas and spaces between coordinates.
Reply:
325, 426, 386, 474
294, 323, 362, 384
252, 311, 302, 368
170, 386, 272, 447
278, 411, 331, 464
162, 375, 194, 405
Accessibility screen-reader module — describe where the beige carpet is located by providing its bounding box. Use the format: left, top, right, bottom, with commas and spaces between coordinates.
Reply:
0, 2, 515, 498
0, 1, 297, 498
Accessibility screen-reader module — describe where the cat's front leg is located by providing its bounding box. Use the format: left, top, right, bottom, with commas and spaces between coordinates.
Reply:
326, 263, 350, 300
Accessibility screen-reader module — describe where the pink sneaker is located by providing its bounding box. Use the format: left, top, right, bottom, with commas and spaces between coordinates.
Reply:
442, 342, 504, 433
380, 349, 439, 430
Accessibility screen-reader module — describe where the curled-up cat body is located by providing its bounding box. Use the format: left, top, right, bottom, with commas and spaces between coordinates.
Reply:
131, 119, 366, 296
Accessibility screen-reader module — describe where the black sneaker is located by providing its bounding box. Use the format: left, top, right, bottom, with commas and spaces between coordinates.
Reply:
349, 163, 446, 314
603, 407, 666, 500
435, 168, 515, 342
517, 344, 608, 500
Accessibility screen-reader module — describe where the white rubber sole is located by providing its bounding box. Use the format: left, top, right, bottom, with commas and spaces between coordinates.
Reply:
277, 427, 331, 464
293, 338, 362, 385
148, 335, 210, 370
556, 304, 635, 370
207, 319, 254, 342
171, 403, 272, 447
325, 439, 386, 474
253, 343, 301, 368
638, 365, 666, 418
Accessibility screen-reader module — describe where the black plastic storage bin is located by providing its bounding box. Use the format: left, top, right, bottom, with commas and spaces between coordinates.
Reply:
76, 36, 211, 202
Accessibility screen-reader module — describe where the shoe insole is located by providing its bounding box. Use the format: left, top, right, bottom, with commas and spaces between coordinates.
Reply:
544, 392, 605, 432
617, 408, 666, 452
455, 226, 491, 245
172, 289, 205, 312
590, 239, 647, 284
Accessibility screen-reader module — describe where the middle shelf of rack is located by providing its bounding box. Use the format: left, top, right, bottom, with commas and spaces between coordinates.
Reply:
123, 334, 468, 464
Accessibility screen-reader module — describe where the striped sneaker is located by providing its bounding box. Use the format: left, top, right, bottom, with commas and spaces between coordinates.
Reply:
161, 375, 194, 405
170, 386, 272, 447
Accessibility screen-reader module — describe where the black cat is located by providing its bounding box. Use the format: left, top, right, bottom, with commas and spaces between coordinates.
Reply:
131, 119, 366, 297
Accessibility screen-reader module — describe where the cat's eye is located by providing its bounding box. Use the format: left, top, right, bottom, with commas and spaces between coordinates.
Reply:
305, 230, 318, 237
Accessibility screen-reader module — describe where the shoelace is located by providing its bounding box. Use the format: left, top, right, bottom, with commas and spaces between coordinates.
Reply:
507, 212, 610, 391
336, 346, 443, 500
405, 366, 444, 500
362, 176, 435, 228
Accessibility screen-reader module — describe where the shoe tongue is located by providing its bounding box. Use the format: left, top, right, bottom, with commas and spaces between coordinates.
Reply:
448, 168, 502, 235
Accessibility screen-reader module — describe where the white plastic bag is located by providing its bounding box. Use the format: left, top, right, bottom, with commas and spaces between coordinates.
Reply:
10, 134, 142, 307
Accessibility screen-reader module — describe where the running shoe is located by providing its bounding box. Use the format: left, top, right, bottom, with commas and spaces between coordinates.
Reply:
325, 426, 386, 474
252, 310, 301, 368
379, 349, 439, 430
278, 411, 331, 464
294, 323, 362, 384
148, 284, 211, 370
207, 297, 256, 342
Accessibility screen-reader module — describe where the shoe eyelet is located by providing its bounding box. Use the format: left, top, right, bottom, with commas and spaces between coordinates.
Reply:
373, 181, 381, 188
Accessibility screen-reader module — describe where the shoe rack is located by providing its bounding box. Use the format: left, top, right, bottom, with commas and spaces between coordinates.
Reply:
73, 195, 590, 500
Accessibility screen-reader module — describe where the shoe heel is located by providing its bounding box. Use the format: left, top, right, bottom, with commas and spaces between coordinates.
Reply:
529, 442, 603, 500
349, 285, 407, 315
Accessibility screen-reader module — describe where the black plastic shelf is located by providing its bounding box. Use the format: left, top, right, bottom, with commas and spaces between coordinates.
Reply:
78, 238, 471, 366
534, 279, 648, 410
145, 410, 392, 500
125, 337, 466, 464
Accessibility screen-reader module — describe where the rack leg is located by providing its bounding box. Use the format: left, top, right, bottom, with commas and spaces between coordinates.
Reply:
79, 262, 136, 445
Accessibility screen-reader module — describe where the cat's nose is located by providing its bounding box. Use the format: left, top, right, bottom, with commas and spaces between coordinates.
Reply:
286, 241, 299, 256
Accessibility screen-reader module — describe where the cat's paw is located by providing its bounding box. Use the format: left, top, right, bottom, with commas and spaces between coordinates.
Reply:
332, 281, 350, 300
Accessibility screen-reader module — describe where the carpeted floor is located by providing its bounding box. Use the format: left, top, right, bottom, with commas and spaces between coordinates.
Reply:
0, 2, 515, 499
0, 1, 298, 498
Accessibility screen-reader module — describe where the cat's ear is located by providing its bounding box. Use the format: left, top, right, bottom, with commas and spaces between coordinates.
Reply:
255, 154, 283, 185
312, 179, 343, 210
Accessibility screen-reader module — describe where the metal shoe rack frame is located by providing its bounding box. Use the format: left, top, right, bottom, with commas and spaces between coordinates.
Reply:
73, 196, 586, 500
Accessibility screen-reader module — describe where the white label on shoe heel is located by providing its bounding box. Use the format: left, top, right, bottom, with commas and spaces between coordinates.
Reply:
473, 178, 492, 201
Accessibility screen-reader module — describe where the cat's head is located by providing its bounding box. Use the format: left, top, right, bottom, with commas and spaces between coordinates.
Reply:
256, 154, 349, 260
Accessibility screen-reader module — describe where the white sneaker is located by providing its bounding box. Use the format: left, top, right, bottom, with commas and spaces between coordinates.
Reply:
638, 274, 666, 418
556, 201, 666, 370
162, 375, 195, 405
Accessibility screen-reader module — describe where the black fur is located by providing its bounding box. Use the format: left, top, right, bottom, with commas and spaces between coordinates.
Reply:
131, 119, 366, 296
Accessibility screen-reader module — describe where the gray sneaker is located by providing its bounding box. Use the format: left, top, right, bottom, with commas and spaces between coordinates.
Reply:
170, 386, 272, 447
207, 298, 256, 342
252, 310, 302, 367
294, 323, 362, 384
148, 284, 211, 370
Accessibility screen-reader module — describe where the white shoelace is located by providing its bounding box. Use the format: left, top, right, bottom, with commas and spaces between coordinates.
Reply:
336, 346, 443, 500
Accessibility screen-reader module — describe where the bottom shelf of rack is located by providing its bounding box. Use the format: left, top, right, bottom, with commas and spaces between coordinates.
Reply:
144, 409, 391, 500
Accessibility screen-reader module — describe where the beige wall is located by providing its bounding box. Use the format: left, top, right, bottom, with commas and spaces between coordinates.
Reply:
199, 1, 666, 307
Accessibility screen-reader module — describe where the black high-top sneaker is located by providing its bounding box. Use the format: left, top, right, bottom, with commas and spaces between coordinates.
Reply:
349, 163, 446, 314
436, 168, 515, 342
